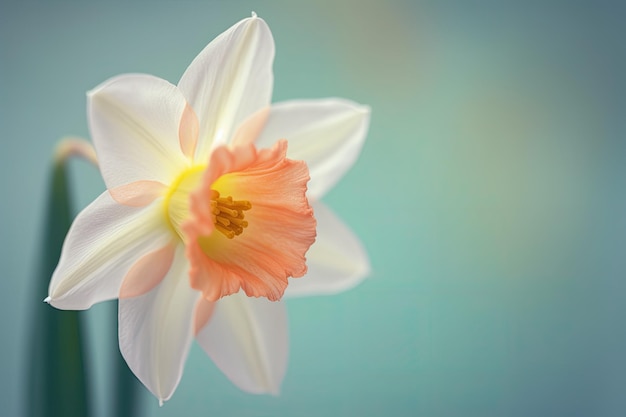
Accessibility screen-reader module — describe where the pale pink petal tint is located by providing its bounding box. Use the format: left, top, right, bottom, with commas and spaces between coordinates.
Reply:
231, 106, 270, 147
193, 298, 215, 336
184, 140, 316, 302
109, 180, 167, 207
119, 242, 176, 299
178, 103, 199, 160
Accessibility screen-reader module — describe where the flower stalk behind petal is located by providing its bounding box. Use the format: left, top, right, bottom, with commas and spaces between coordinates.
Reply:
112, 302, 145, 417
54, 136, 99, 168
27, 160, 90, 417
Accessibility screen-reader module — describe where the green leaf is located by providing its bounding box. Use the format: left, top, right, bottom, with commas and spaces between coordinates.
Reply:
26, 161, 90, 417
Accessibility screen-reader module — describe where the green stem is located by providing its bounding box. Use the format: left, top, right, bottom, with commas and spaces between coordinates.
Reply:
26, 161, 90, 417
112, 306, 145, 417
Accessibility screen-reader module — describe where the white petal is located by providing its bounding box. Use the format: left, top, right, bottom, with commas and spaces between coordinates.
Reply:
195, 292, 288, 394
119, 244, 198, 404
284, 202, 370, 298
88, 74, 191, 190
48, 191, 171, 309
178, 15, 274, 161
254, 99, 371, 199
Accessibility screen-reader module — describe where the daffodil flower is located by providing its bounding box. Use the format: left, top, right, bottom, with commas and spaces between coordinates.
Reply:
47, 13, 370, 404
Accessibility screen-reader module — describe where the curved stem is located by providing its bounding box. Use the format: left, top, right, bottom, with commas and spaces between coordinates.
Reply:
27, 159, 91, 417
54, 137, 99, 168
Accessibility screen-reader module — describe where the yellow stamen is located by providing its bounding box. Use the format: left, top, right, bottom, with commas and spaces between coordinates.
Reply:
163, 166, 251, 241
210, 190, 251, 239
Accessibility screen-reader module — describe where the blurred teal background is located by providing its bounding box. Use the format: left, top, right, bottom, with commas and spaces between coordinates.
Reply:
2, 1, 626, 416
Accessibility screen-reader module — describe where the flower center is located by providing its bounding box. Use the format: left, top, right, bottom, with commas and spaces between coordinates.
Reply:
164, 166, 251, 241
210, 190, 251, 239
